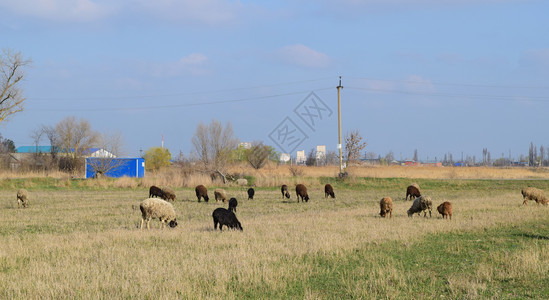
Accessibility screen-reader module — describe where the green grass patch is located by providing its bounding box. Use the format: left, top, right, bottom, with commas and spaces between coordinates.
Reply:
231, 217, 549, 299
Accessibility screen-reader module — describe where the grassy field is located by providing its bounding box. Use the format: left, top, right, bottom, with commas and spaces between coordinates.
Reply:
0, 174, 548, 299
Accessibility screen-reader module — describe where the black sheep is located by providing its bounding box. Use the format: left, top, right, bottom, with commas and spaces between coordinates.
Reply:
228, 197, 238, 213
247, 188, 255, 200
281, 184, 290, 199
324, 184, 335, 198
296, 184, 309, 202
195, 185, 209, 202
149, 185, 165, 199
212, 208, 243, 231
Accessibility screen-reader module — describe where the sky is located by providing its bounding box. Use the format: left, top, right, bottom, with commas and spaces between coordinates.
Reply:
1, 0, 549, 162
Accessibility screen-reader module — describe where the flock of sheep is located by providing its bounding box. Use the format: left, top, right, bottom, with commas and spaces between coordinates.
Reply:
15, 181, 548, 230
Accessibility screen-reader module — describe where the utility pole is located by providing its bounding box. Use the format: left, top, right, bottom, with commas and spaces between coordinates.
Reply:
337, 76, 344, 176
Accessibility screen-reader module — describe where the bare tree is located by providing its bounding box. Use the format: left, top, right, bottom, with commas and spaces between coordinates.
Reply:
1, 49, 31, 124
539, 145, 545, 167
55, 116, 99, 172
344, 129, 367, 164
191, 120, 238, 182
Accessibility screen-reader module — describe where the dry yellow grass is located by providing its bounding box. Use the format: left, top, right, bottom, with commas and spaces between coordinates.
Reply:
229, 164, 549, 180
0, 185, 547, 298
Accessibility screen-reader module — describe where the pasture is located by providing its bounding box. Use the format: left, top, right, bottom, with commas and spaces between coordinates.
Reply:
0, 177, 548, 299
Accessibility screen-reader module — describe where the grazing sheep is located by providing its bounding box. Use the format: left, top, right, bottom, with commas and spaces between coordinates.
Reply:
324, 184, 335, 198
296, 184, 309, 202
212, 208, 243, 231
379, 197, 393, 218
228, 197, 238, 212
214, 188, 228, 203
149, 185, 165, 199
521, 187, 548, 206
161, 187, 176, 202
437, 201, 453, 220
281, 184, 290, 199
195, 185, 209, 202
407, 196, 432, 218
17, 189, 29, 208
247, 188, 255, 200
236, 178, 248, 186
139, 198, 178, 230
406, 185, 421, 201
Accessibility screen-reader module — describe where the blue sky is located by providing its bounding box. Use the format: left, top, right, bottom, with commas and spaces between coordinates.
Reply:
1, 0, 548, 161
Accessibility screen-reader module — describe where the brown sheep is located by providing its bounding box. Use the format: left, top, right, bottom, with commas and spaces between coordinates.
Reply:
437, 201, 453, 219
521, 187, 548, 206
324, 184, 335, 198
406, 185, 421, 201
214, 188, 228, 203
379, 197, 393, 218
195, 185, 209, 202
162, 187, 176, 202
296, 184, 309, 202
149, 185, 165, 199
17, 189, 29, 208
281, 184, 290, 199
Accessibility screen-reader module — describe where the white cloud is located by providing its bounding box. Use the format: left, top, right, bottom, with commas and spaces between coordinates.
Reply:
150, 53, 209, 77
0, 0, 115, 22
276, 44, 332, 68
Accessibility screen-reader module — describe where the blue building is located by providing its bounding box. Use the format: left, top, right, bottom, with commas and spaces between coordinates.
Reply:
85, 158, 145, 178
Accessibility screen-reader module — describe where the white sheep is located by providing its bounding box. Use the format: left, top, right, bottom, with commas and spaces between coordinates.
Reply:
521, 187, 548, 206
407, 195, 432, 218
139, 198, 178, 230
236, 178, 248, 186
214, 188, 228, 203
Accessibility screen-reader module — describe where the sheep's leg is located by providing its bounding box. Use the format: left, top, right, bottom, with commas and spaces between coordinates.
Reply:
140, 218, 144, 229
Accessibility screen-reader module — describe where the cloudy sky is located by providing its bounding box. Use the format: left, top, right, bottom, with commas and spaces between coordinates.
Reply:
1, 0, 548, 161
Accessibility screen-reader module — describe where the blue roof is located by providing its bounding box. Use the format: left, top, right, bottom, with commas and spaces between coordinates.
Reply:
16, 146, 103, 154
16, 146, 53, 153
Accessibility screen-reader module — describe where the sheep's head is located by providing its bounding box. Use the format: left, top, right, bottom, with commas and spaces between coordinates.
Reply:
169, 219, 178, 228
285, 192, 290, 199
204, 195, 209, 202
304, 195, 310, 202
329, 191, 335, 198
236, 221, 243, 231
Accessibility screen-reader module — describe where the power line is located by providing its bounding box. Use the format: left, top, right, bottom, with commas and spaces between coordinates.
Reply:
28, 77, 336, 101
346, 86, 549, 102
349, 76, 549, 90
27, 88, 333, 112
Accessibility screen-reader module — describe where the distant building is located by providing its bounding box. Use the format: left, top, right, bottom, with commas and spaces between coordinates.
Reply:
239, 142, 252, 149
279, 153, 291, 163
15, 146, 115, 158
316, 145, 326, 161
296, 150, 306, 165
85, 157, 145, 178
